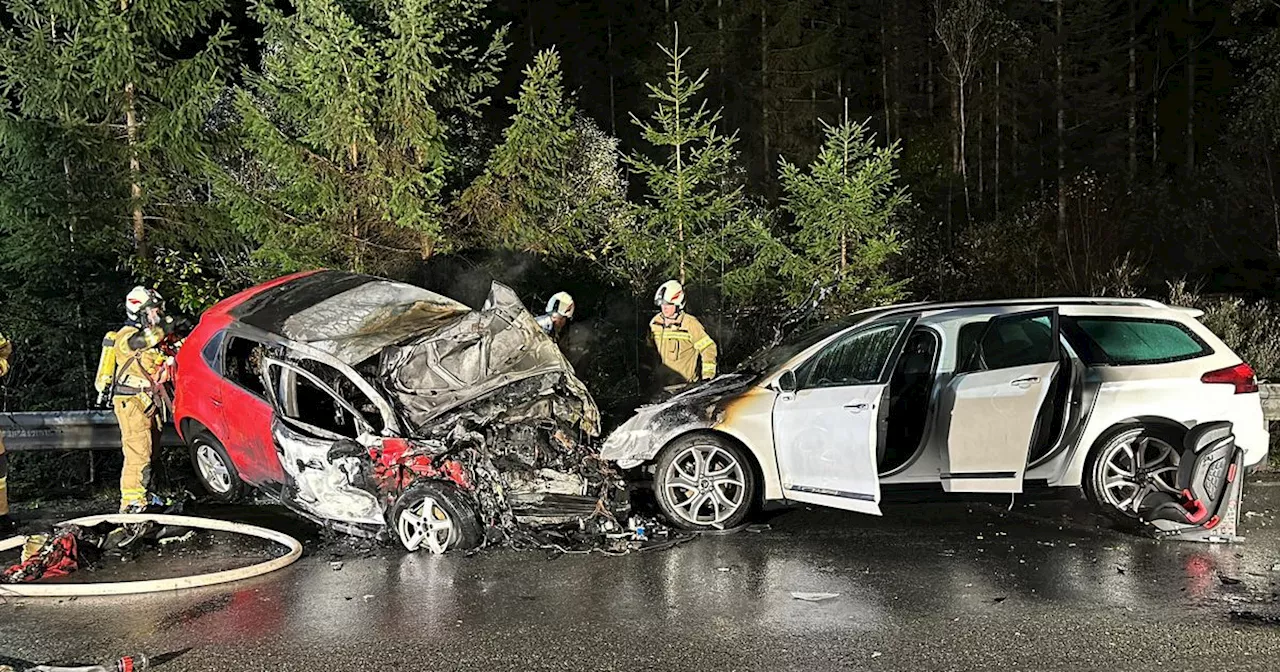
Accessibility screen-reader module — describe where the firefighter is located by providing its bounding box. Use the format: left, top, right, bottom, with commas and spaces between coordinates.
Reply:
108, 287, 178, 513
0, 331, 13, 534
648, 280, 717, 388
536, 291, 576, 343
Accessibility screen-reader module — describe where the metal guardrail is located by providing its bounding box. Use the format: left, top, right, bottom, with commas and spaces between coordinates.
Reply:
0, 410, 183, 453
5, 383, 1280, 453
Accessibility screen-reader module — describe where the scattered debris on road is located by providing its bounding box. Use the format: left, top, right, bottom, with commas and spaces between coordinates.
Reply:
1231, 610, 1280, 626
790, 592, 840, 602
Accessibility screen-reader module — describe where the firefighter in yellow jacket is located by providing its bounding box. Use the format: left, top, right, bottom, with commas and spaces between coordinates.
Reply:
106, 287, 177, 513
0, 332, 13, 533
648, 280, 718, 388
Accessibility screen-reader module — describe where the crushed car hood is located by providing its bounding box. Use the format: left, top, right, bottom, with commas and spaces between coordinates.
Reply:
380, 283, 601, 435
600, 374, 758, 468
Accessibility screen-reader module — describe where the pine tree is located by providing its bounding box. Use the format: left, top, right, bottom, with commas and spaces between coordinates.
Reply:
621, 24, 745, 288
218, 0, 508, 275
777, 116, 911, 310
455, 48, 624, 257
0, 0, 235, 259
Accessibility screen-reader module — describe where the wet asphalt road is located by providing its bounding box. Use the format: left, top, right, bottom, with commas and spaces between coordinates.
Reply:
5, 483, 1280, 672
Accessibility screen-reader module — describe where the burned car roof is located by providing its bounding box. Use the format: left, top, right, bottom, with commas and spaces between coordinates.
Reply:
232, 270, 471, 366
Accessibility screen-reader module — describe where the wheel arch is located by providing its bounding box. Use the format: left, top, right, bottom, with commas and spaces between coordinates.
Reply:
1088, 416, 1190, 455
179, 416, 208, 443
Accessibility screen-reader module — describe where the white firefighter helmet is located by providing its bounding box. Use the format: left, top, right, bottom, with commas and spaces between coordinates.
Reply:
546, 291, 576, 320
654, 280, 686, 309
125, 286, 164, 321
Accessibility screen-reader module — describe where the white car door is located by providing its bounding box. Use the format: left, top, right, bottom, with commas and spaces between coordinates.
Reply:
941, 309, 1061, 493
772, 319, 913, 515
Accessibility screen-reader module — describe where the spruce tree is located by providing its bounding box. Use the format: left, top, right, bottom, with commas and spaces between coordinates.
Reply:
777, 116, 911, 310
219, 0, 508, 275
455, 48, 625, 257
0, 0, 235, 258
622, 24, 745, 288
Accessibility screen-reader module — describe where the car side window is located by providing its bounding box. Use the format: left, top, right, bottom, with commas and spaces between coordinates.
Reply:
290, 372, 369, 440
266, 360, 378, 440
224, 335, 269, 399
296, 359, 387, 435
201, 330, 226, 373
798, 321, 907, 389
963, 313, 1056, 373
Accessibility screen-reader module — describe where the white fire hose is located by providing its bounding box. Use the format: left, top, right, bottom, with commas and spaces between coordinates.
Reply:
0, 513, 302, 598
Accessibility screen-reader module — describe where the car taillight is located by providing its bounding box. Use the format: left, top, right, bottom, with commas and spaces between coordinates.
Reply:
1201, 363, 1259, 394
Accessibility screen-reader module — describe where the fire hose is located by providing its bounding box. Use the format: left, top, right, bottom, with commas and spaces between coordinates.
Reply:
0, 513, 302, 598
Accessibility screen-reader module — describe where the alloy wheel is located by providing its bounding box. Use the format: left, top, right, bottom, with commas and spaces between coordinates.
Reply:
396, 495, 458, 554
195, 443, 233, 494
1097, 432, 1180, 516
663, 444, 747, 526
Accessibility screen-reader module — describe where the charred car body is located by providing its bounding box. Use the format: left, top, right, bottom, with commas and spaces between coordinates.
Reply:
175, 271, 621, 553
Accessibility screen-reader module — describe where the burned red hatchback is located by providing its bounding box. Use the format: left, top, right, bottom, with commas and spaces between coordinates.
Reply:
174, 270, 613, 553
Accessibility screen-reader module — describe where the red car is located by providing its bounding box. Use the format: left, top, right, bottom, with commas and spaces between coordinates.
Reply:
173, 270, 606, 553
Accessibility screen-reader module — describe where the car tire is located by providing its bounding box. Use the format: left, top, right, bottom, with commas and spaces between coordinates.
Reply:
390, 481, 483, 554
188, 431, 245, 502
653, 434, 758, 531
1083, 423, 1184, 522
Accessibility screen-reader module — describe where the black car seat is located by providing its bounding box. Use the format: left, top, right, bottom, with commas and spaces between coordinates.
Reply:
1138, 421, 1242, 530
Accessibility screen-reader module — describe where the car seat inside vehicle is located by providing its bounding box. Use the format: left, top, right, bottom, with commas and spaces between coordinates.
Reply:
878, 328, 939, 474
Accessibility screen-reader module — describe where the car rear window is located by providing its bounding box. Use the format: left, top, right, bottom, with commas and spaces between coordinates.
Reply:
1063, 317, 1212, 366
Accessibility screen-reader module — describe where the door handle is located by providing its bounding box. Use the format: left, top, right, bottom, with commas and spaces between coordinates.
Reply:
212, 398, 223, 407
1011, 376, 1040, 388
844, 402, 870, 412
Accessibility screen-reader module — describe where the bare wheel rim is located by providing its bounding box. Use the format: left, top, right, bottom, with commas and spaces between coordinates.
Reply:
397, 495, 457, 554
195, 443, 233, 494
1097, 431, 1180, 516
663, 444, 747, 526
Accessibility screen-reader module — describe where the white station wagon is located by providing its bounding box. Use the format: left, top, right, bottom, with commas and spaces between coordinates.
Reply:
601, 298, 1268, 529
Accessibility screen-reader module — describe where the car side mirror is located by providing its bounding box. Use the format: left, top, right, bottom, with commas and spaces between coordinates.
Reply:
777, 369, 797, 393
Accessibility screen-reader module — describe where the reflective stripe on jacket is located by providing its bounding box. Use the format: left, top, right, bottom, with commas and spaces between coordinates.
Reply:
648, 312, 718, 383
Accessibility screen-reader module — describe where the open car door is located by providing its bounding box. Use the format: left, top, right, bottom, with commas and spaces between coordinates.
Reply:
940, 309, 1061, 493
261, 356, 392, 527
772, 318, 914, 515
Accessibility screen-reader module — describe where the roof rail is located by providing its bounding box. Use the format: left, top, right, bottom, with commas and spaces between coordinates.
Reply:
872, 296, 1174, 315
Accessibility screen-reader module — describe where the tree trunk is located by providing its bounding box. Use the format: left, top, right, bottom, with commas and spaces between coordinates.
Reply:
1267, 148, 1280, 260
837, 8, 845, 101
761, 3, 769, 185
891, 0, 902, 144
881, 2, 891, 140
121, 0, 144, 257
527, 0, 534, 49
978, 74, 985, 201
676, 24, 686, 284
951, 82, 960, 175
718, 0, 726, 108
1185, 0, 1195, 175
927, 29, 935, 114
959, 78, 971, 221
608, 17, 616, 136
995, 59, 1001, 218
1056, 0, 1066, 248
1152, 24, 1160, 167
1128, 0, 1137, 182
350, 140, 362, 272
